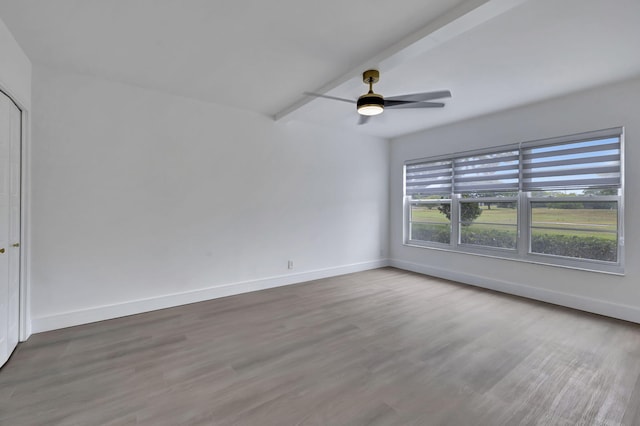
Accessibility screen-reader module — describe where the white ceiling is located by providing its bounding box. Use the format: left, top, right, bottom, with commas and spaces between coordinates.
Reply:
1, 0, 639, 139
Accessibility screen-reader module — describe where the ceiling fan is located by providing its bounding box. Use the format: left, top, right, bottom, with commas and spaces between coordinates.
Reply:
305, 69, 451, 124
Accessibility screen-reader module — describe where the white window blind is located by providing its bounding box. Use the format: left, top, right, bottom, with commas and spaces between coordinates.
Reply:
453, 150, 520, 193
405, 128, 622, 197
522, 135, 621, 191
405, 149, 519, 196
405, 160, 452, 196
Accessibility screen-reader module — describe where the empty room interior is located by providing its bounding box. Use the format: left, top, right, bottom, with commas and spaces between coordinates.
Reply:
1, 0, 640, 425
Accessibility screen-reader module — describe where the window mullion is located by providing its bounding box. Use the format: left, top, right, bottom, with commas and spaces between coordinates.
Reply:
517, 147, 526, 258
404, 195, 410, 243
518, 191, 529, 258
451, 159, 458, 247
451, 194, 460, 247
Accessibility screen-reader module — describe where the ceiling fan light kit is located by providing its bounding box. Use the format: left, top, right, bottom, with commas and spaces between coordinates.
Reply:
357, 94, 384, 116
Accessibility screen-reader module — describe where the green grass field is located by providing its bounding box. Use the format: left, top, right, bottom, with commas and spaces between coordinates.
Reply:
411, 205, 617, 239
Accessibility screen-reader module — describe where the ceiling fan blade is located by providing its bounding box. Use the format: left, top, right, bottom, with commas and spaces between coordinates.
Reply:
303, 92, 356, 104
384, 99, 414, 107
357, 115, 371, 125
385, 90, 452, 103
386, 101, 445, 109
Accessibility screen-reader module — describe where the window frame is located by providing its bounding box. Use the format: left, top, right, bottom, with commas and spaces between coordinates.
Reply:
403, 127, 625, 275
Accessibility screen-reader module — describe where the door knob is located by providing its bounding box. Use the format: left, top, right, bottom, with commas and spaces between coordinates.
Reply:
0, 248, 4, 254
12, 243, 19, 248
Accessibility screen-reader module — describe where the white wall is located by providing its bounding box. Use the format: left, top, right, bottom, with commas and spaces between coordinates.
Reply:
390, 76, 640, 323
31, 65, 389, 331
0, 16, 30, 109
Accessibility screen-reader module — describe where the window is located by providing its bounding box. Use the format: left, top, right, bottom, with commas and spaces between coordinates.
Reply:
409, 200, 451, 244
530, 200, 618, 262
404, 128, 624, 274
406, 160, 452, 244
459, 198, 518, 250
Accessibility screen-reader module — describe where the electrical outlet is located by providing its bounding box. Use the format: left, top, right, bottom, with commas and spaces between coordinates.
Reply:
287, 260, 294, 269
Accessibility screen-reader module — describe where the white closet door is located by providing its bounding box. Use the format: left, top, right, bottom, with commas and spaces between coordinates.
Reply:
0, 91, 21, 367
7, 95, 20, 354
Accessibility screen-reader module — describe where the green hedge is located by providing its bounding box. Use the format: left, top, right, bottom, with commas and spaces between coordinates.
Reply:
460, 228, 515, 248
411, 224, 450, 244
531, 234, 617, 262
411, 225, 617, 262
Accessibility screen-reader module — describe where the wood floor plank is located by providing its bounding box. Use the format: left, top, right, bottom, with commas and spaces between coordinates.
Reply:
1, 267, 639, 425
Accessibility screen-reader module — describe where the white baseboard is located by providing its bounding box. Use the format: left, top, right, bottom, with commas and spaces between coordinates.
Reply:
390, 259, 640, 324
32, 259, 390, 333
34, 258, 636, 334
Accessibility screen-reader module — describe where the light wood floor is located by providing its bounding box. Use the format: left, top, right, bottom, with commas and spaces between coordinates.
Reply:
1, 268, 640, 425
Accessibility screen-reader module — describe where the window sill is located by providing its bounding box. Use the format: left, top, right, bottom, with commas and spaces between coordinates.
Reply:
403, 241, 624, 276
